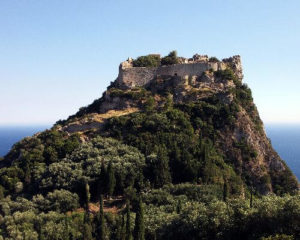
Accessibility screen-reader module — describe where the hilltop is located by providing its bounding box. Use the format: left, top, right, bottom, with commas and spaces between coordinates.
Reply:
56, 51, 296, 195
0, 51, 299, 240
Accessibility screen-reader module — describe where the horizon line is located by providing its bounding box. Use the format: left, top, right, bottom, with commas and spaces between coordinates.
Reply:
1, 122, 300, 127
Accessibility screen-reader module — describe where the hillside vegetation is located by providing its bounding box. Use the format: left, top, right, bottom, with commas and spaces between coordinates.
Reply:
0, 55, 298, 240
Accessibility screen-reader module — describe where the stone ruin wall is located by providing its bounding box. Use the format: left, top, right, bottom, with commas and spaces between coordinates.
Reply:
115, 55, 242, 88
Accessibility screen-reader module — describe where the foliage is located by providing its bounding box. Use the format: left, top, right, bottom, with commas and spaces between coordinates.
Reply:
97, 195, 106, 240
161, 51, 179, 65
143, 194, 300, 240
133, 55, 161, 67
0, 130, 80, 195
39, 136, 145, 198
34, 189, 80, 213
0, 60, 299, 239
209, 56, 220, 62
126, 201, 133, 240
134, 197, 145, 240
261, 234, 294, 240
215, 68, 264, 133
105, 104, 243, 192
106, 161, 116, 196
108, 87, 150, 100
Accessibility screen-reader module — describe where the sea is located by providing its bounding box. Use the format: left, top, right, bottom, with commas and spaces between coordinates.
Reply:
0, 124, 299, 180
0, 125, 50, 157
265, 124, 300, 181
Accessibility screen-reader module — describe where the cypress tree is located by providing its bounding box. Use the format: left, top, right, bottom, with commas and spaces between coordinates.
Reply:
24, 161, 31, 184
203, 144, 209, 163
85, 182, 91, 212
176, 199, 182, 214
203, 144, 212, 183
223, 178, 229, 202
98, 161, 107, 196
106, 161, 116, 197
145, 96, 155, 112
83, 181, 92, 239
83, 220, 93, 240
98, 194, 106, 240
134, 197, 145, 240
199, 131, 203, 150
121, 214, 126, 240
154, 146, 171, 187
250, 186, 253, 208
0, 186, 4, 200
63, 216, 70, 240
134, 171, 144, 193
163, 93, 173, 111
83, 207, 92, 240
116, 214, 126, 240
125, 201, 133, 240
182, 148, 197, 182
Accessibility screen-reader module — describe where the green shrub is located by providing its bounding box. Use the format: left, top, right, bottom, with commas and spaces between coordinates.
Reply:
209, 56, 220, 62
261, 234, 294, 240
161, 51, 179, 65
108, 87, 150, 100
33, 189, 79, 213
133, 55, 161, 67
215, 68, 237, 81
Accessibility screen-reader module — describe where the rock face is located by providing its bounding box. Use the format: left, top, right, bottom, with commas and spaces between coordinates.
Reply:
218, 108, 284, 194
223, 55, 243, 80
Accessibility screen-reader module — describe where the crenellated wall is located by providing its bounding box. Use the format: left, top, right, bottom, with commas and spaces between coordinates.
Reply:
115, 55, 242, 88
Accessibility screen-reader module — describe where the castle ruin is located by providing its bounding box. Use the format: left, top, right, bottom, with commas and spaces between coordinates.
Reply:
115, 54, 243, 89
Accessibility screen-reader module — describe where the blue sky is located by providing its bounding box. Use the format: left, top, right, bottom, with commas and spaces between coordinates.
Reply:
0, 0, 300, 125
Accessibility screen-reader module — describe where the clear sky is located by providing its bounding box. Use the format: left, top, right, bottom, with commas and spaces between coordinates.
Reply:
1, 0, 300, 125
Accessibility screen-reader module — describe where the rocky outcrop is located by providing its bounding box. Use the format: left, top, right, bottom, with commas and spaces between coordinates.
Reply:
223, 55, 243, 80
62, 108, 139, 133
218, 109, 273, 194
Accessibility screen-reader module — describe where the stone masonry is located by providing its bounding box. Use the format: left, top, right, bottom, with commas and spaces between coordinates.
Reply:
115, 54, 242, 89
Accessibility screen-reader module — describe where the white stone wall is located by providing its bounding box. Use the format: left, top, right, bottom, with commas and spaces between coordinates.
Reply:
116, 62, 226, 88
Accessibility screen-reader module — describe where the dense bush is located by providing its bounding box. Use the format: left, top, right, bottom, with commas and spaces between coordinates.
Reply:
144, 194, 300, 240
209, 56, 220, 62
215, 68, 236, 81
0, 130, 80, 197
1, 194, 298, 240
261, 234, 294, 240
108, 87, 150, 101
40, 136, 145, 198
0, 134, 146, 209
133, 55, 161, 67
161, 51, 179, 65
105, 105, 243, 194
36, 189, 80, 213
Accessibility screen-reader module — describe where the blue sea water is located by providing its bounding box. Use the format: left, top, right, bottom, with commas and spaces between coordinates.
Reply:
0, 124, 299, 180
265, 124, 300, 181
0, 126, 50, 157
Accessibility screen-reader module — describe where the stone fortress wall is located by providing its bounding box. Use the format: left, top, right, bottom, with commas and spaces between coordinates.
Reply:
115, 54, 243, 88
